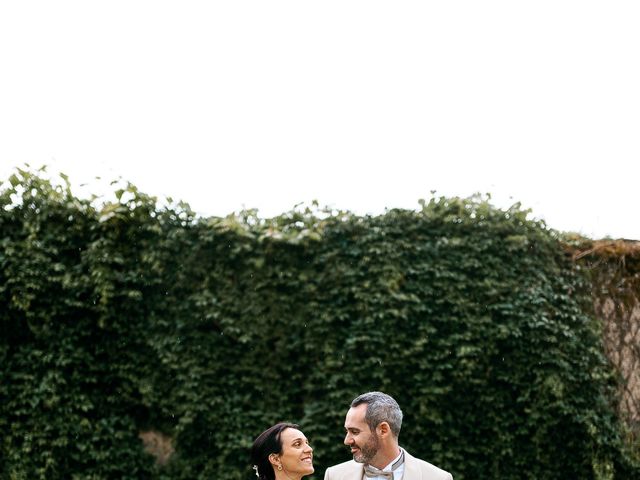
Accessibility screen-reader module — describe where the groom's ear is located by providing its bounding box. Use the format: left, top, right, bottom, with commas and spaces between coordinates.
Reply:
377, 422, 390, 437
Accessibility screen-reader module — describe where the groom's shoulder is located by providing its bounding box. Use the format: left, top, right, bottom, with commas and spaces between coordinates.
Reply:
405, 451, 453, 480
414, 458, 452, 479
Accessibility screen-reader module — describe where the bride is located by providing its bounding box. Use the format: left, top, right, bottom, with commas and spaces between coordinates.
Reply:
251, 422, 314, 480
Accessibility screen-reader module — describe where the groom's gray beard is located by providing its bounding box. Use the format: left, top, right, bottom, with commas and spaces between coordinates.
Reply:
353, 433, 380, 464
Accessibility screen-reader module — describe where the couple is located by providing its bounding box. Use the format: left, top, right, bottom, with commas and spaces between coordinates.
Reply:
251, 391, 452, 480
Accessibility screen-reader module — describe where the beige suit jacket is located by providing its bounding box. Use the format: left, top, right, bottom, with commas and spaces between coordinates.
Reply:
323, 449, 452, 480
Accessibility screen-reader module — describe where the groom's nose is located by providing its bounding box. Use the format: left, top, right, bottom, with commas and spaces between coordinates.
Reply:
344, 433, 353, 445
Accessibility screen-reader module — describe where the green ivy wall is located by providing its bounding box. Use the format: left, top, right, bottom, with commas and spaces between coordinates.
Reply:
1, 170, 638, 479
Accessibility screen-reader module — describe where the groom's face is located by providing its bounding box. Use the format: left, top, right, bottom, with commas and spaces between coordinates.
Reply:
344, 403, 380, 464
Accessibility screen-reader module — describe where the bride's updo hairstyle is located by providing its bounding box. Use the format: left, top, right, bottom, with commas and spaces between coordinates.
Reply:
251, 422, 299, 480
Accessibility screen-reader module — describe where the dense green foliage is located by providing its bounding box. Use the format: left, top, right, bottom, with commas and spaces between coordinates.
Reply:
1, 169, 638, 479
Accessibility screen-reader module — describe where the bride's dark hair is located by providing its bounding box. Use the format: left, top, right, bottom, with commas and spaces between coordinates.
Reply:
251, 422, 299, 480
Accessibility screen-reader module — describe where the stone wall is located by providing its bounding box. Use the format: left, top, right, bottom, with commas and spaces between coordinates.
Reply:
574, 239, 640, 440
599, 298, 640, 434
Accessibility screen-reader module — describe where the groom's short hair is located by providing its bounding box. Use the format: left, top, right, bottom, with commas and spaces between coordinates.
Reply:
351, 391, 403, 437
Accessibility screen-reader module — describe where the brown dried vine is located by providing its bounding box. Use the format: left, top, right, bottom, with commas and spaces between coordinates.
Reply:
571, 239, 640, 442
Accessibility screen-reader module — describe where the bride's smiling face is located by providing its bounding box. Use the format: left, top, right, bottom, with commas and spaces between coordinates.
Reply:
274, 428, 314, 477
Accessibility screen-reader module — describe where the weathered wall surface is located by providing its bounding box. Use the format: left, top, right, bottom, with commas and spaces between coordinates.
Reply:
574, 239, 640, 440
600, 298, 640, 433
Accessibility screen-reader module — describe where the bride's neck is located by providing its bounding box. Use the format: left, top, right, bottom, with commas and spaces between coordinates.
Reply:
274, 470, 301, 480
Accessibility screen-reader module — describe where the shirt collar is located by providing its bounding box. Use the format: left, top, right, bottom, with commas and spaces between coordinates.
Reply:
384, 448, 404, 471
367, 448, 404, 473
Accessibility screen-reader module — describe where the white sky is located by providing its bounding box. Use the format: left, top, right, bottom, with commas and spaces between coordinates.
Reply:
1, 1, 638, 239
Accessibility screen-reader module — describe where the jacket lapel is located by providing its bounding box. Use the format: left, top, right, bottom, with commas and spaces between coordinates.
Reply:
400, 450, 421, 480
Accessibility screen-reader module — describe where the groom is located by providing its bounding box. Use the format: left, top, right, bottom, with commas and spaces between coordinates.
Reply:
324, 392, 452, 480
